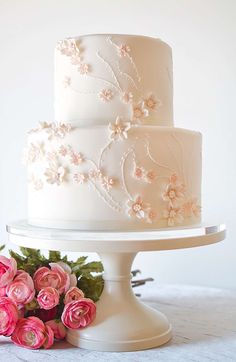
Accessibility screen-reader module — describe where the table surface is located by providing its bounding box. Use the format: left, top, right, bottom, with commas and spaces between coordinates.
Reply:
1, 284, 236, 362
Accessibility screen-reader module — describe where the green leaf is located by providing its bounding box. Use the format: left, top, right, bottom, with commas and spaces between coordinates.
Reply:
78, 275, 104, 302
80, 261, 104, 273
61, 255, 68, 263
20, 247, 31, 257
0, 245, 5, 252
49, 250, 61, 262
75, 256, 88, 265
9, 250, 25, 262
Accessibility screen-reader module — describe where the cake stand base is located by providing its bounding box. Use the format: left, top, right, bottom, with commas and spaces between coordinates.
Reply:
6, 221, 226, 352
67, 252, 171, 351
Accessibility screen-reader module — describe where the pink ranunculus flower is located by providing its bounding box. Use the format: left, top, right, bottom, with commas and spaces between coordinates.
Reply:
45, 319, 66, 340
0, 296, 19, 336
11, 316, 54, 349
0, 286, 7, 297
37, 287, 59, 310
61, 298, 96, 330
6, 270, 35, 305
64, 286, 84, 304
56, 261, 77, 288
33, 263, 70, 294
0, 256, 17, 288
44, 324, 54, 349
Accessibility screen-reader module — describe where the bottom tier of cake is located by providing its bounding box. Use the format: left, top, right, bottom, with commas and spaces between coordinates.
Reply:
26, 123, 202, 230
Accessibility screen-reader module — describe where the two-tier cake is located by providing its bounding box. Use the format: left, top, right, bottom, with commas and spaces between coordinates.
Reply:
25, 34, 202, 230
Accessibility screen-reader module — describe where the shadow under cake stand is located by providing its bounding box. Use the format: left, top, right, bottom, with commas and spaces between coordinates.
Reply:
7, 221, 225, 352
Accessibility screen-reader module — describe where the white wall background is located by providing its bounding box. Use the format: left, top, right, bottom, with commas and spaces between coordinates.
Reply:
0, 0, 235, 289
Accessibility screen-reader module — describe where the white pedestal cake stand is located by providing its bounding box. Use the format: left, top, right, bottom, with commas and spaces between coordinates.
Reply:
7, 221, 225, 352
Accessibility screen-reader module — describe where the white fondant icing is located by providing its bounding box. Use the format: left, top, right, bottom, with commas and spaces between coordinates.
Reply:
54, 34, 173, 126
25, 34, 202, 231
27, 125, 201, 230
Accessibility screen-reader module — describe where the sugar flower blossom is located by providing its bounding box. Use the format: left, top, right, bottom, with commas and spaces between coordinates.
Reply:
118, 44, 131, 57
44, 163, 66, 185
163, 205, 184, 227
132, 101, 149, 123
99, 89, 113, 102
162, 173, 185, 206
144, 94, 161, 110
109, 116, 131, 141
127, 196, 150, 219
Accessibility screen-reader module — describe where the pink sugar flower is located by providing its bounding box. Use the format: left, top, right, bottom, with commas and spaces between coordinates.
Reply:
144, 94, 161, 110
61, 298, 96, 330
70, 151, 84, 166
118, 44, 131, 57
99, 89, 113, 102
59, 145, 68, 157
0, 296, 19, 336
37, 287, 59, 310
64, 287, 84, 305
6, 270, 35, 305
162, 173, 185, 206
45, 319, 66, 340
145, 170, 156, 183
182, 198, 201, 218
127, 196, 150, 220
101, 176, 116, 190
163, 206, 184, 227
0, 256, 17, 288
147, 210, 157, 224
78, 63, 89, 74
11, 316, 54, 349
132, 101, 149, 123
33, 263, 70, 294
133, 166, 145, 180
44, 163, 66, 185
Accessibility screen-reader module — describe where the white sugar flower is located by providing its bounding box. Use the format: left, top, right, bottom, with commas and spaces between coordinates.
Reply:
109, 117, 131, 141
45, 164, 66, 185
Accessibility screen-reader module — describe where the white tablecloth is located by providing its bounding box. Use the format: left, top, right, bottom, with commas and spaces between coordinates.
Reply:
1, 284, 236, 362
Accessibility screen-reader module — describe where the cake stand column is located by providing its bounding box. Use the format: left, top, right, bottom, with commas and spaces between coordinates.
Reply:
66, 252, 172, 352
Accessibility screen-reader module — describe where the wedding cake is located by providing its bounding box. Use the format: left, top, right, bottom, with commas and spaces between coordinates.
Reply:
25, 34, 202, 230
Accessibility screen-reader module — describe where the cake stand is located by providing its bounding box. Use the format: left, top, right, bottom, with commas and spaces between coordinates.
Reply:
6, 221, 226, 352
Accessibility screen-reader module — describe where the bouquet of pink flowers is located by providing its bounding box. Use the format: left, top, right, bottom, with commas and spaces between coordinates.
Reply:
0, 245, 103, 349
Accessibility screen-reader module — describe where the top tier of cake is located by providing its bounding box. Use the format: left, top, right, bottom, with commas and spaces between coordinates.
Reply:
54, 34, 173, 126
